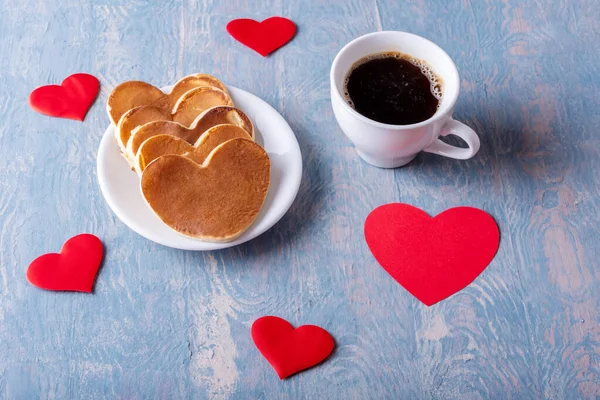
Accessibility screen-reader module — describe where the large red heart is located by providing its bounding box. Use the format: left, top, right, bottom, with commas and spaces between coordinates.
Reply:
226, 17, 296, 56
26, 234, 103, 293
364, 204, 500, 306
28, 73, 99, 121
251, 316, 335, 379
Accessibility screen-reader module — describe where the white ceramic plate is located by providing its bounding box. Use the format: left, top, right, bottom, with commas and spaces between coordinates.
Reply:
97, 85, 302, 251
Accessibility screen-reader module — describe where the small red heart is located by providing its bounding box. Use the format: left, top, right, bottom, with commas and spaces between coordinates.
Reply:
364, 204, 500, 306
251, 316, 335, 379
26, 234, 104, 293
28, 73, 99, 121
226, 17, 296, 56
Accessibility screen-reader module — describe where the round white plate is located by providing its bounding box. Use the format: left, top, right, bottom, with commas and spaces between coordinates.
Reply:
97, 85, 302, 251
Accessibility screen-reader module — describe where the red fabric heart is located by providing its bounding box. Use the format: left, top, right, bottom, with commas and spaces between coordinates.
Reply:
28, 73, 99, 121
364, 204, 500, 306
26, 234, 103, 293
251, 316, 335, 379
226, 17, 296, 56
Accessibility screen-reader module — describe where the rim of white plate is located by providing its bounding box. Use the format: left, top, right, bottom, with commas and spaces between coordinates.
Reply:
97, 85, 302, 251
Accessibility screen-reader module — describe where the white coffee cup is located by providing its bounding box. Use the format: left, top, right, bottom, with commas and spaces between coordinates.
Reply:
330, 31, 480, 168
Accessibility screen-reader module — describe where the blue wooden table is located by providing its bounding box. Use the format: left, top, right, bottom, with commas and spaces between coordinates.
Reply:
1, 0, 599, 399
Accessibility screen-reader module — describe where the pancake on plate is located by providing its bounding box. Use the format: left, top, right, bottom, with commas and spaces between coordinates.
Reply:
126, 105, 253, 163
135, 124, 253, 174
141, 138, 270, 242
106, 73, 228, 125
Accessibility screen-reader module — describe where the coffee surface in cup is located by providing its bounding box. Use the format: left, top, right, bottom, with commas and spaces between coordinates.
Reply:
344, 52, 442, 125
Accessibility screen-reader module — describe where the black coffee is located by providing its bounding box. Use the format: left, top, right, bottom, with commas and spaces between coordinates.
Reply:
344, 52, 442, 125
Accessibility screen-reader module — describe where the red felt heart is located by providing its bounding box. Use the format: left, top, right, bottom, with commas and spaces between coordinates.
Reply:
364, 204, 500, 306
226, 17, 296, 56
251, 316, 335, 379
26, 234, 103, 293
28, 73, 99, 121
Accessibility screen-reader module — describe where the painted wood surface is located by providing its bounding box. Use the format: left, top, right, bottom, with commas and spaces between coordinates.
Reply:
0, 0, 599, 398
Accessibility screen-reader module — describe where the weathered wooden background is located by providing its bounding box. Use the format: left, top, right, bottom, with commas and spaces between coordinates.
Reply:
0, 0, 599, 398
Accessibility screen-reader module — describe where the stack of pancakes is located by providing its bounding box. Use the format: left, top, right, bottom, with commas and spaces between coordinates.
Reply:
107, 74, 270, 243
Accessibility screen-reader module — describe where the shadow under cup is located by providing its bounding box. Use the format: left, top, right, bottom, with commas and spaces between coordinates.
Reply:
330, 31, 467, 168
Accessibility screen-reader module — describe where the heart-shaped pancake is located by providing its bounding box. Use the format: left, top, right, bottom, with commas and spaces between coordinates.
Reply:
126, 106, 253, 162
117, 89, 234, 163
134, 124, 252, 174
115, 106, 171, 155
141, 138, 270, 242
107, 73, 227, 125
170, 87, 233, 125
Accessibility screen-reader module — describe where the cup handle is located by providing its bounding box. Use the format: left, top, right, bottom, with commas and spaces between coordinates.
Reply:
423, 119, 480, 160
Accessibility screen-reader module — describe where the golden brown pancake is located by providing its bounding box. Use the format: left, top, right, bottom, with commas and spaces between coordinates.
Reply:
106, 74, 228, 125
170, 87, 233, 125
126, 106, 253, 162
115, 106, 171, 154
134, 124, 252, 174
141, 139, 270, 242
152, 74, 228, 111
